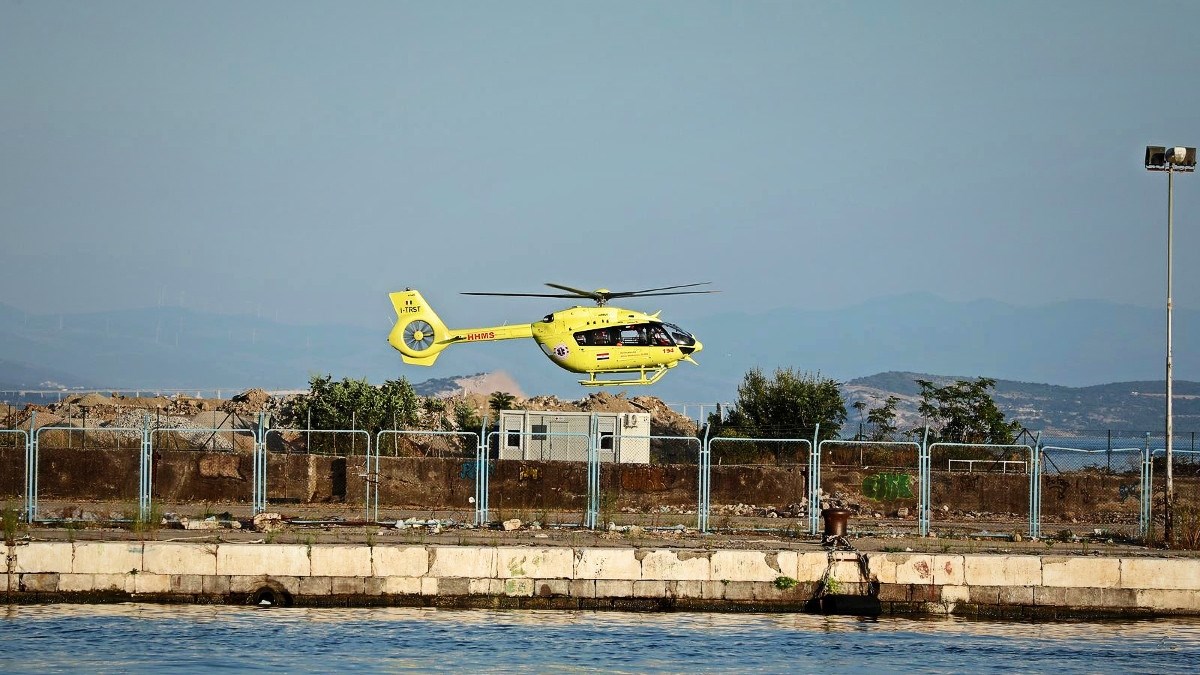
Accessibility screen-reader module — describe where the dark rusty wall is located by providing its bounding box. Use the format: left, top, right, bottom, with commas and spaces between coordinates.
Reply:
709, 463, 805, 507
929, 471, 1028, 514
24, 447, 141, 502
4, 447, 1193, 521
1, 447, 24, 498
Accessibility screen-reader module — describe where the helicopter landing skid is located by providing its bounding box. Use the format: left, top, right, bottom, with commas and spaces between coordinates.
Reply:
579, 367, 668, 387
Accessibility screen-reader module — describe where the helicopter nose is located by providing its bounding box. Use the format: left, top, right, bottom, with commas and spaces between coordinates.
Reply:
680, 339, 702, 356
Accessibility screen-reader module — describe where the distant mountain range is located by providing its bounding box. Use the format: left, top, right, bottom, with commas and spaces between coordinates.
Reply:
843, 371, 1200, 435
1, 294, 1198, 430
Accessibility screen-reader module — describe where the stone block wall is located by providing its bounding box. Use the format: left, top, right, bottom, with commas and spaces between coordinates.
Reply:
5, 541, 1200, 617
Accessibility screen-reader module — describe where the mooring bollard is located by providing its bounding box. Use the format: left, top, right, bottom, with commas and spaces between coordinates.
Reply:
821, 507, 850, 537
821, 507, 851, 547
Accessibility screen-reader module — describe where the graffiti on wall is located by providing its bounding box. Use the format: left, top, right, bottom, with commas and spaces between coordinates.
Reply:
458, 460, 493, 481
862, 473, 914, 501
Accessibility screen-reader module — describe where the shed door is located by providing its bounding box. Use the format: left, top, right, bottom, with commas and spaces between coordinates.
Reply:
547, 420, 572, 461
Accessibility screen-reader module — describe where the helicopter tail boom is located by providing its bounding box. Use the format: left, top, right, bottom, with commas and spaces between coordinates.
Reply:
388, 289, 533, 366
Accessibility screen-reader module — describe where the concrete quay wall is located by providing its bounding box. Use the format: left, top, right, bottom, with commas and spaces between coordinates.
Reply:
5, 542, 1200, 618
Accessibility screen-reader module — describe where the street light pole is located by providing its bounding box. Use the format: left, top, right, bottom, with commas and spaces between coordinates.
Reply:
1146, 145, 1196, 546
1166, 162, 1175, 545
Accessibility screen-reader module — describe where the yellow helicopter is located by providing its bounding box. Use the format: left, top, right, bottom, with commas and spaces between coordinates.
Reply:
387, 283, 715, 386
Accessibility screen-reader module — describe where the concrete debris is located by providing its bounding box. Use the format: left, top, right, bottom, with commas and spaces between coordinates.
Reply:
502, 518, 522, 531
253, 512, 284, 533
181, 516, 221, 530
180, 515, 241, 530
394, 517, 458, 530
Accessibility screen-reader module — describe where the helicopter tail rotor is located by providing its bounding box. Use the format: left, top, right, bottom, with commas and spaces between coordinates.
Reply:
388, 290, 452, 365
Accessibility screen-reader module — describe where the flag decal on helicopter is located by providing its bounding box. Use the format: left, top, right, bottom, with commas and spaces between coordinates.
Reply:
595, 352, 610, 361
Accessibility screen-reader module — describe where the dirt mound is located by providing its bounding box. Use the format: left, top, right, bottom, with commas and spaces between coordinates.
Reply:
220, 388, 273, 415
629, 396, 697, 437
73, 392, 115, 408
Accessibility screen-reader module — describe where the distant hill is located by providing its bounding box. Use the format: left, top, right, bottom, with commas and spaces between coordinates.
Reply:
412, 372, 525, 398
0, 358, 96, 390
1, 294, 1198, 406
844, 371, 1200, 434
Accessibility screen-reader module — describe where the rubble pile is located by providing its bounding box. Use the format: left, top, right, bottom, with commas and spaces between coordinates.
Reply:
516, 391, 698, 436
220, 388, 278, 415
3, 386, 699, 446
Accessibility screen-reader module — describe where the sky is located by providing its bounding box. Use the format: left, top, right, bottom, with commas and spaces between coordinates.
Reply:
3, 1, 1199, 333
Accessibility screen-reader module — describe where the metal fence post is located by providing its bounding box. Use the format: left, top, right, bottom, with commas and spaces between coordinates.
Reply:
700, 424, 711, 533
26, 410, 37, 523
470, 413, 484, 523
919, 426, 930, 536
1031, 431, 1042, 539
252, 412, 267, 515
140, 413, 152, 522
808, 423, 821, 536
586, 413, 599, 530
480, 430, 494, 527
1141, 433, 1153, 540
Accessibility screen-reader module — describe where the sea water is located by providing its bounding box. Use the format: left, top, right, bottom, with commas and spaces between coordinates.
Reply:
2, 604, 1199, 673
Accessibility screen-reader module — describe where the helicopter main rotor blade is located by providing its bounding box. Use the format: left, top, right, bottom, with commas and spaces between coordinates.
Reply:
543, 283, 603, 299
614, 282, 713, 296
461, 292, 583, 299
609, 290, 719, 298
463, 282, 718, 306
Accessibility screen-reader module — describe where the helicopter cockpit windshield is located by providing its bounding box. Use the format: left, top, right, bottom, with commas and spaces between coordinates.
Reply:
661, 322, 696, 348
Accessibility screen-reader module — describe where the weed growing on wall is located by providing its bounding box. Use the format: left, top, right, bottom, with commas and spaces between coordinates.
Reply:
2, 502, 22, 545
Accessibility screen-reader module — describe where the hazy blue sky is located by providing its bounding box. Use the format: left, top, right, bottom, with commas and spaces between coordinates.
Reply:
3, 1, 1199, 331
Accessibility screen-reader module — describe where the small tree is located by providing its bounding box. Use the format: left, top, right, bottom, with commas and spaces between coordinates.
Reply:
706, 368, 846, 462
851, 400, 868, 440
914, 377, 1019, 444
488, 391, 517, 417
866, 395, 900, 441
453, 399, 482, 435
278, 374, 420, 447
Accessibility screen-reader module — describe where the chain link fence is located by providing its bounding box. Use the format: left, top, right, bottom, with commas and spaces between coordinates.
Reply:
32, 426, 144, 521
818, 440, 923, 535
0, 429, 29, 510
5, 406, 1200, 543
485, 431, 593, 528
373, 430, 479, 524
927, 442, 1035, 536
706, 437, 809, 533
601, 435, 702, 531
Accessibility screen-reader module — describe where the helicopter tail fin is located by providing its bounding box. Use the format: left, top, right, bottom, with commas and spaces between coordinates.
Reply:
388, 289, 452, 366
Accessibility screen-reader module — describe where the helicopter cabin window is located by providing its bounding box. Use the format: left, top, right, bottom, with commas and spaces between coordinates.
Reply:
573, 324, 673, 347
616, 326, 654, 346
647, 325, 673, 346
572, 327, 615, 347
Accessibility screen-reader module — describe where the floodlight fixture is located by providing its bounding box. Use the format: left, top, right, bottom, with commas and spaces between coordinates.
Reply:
1146, 145, 1197, 172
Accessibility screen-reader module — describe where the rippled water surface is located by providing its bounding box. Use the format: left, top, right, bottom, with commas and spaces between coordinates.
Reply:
3, 604, 1200, 673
